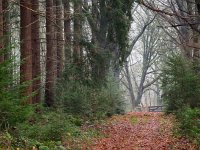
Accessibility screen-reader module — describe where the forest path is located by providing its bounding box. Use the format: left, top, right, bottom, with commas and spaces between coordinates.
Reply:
86, 112, 197, 150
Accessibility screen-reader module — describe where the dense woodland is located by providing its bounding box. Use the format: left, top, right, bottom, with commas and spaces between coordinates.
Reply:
0, 0, 200, 149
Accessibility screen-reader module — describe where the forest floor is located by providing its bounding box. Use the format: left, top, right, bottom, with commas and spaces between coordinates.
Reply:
66, 112, 198, 150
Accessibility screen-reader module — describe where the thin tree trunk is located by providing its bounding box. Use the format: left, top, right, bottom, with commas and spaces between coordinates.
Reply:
3, 0, 10, 60
64, 0, 71, 63
45, 0, 57, 106
0, 0, 4, 63
125, 61, 136, 110
73, 0, 82, 62
32, 0, 41, 103
56, 0, 64, 78
193, 0, 200, 63
136, 68, 147, 106
90, 0, 101, 83
20, 0, 33, 104
155, 80, 161, 105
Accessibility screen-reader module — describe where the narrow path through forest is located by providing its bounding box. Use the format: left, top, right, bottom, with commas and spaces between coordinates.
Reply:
80, 112, 198, 150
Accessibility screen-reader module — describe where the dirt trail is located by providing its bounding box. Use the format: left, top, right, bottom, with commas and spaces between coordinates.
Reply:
88, 112, 197, 150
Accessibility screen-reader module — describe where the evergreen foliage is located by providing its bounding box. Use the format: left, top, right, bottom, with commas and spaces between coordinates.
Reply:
176, 107, 200, 144
0, 51, 33, 129
56, 66, 125, 119
14, 111, 80, 143
161, 54, 200, 112
108, 0, 134, 63
161, 54, 200, 145
1, 107, 85, 149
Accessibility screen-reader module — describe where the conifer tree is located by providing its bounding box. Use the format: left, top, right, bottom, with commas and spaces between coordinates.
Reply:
20, 0, 33, 104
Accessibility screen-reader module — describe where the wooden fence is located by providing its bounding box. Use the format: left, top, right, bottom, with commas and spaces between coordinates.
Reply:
148, 106, 165, 112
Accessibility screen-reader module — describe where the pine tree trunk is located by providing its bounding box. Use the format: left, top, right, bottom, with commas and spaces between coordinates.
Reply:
0, 0, 4, 63
32, 0, 41, 103
45, 0, 57, 106
64, 0, 71, 63
20, 0, 33, 104
73, 0, 82, 62
56, 0, 64, 78
2, 0, 10, 60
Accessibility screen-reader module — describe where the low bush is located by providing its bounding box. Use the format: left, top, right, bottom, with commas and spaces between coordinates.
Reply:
176, 107, 200, 144
56, 70, 124, 120
0, 108, 108, 149
1, 109, 82, 149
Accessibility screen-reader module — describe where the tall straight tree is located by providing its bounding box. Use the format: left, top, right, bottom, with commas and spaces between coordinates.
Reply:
2, 0, 10, 60
45, 0, 57, 106
20, 0, 33, 104
73, 0, 82, 63
0, 0, 4, 63
31, 0, 41, 103
64, 0, 71, 63
55, 0, 64, 78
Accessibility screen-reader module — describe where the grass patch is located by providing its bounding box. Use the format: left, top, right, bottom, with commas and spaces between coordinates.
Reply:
130, 116, 139, 125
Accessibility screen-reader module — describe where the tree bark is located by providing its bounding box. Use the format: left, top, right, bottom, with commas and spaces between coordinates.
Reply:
135, 67, 147, 106
2, 0, 10, 60
32, 0, 41, 103
125, 61, 136, 110
20, 0, 33, 104
193, 0, 200, 62
63, 0, 71, 63
56, 0, 64, 78
73, 0, 82, 63
45, 0, 57, 106
0, 0, 4, 63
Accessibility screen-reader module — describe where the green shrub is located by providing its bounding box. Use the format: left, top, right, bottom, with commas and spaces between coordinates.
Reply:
56, 71, 124, 119
15, 111, 80, 141
161, 54, 200, 145
176, 107, 200, 144
0, 52, 34, 129
9, 110, 81, 149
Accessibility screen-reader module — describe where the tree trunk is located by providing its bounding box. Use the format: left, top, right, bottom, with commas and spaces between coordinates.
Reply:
135, 65, 148, 106
2, 0, 10, 60
63, 0, 71, 63
20, 0, 33, 104
193, 0, 200, 63
73, 0, 82, 62
92, 0, 110, 84
125, 61, 136, 110
32, 0, 41, 103
90, 0, 103, 84
45, 0, 57, 106
56, 0, 64, 78
0, 0, 4, 63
